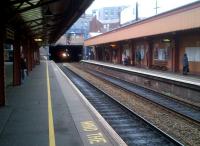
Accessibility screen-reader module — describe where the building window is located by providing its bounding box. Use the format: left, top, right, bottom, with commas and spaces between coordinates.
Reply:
158, 48, 167, 60
186, 47, 200, 62
154, 48, 168, 61
153, 41, 170, 61
136, 45, 145, 60
110, 10, 114, 15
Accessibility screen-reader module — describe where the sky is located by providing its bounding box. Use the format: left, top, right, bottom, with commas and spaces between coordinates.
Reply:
85, 0, 199, 18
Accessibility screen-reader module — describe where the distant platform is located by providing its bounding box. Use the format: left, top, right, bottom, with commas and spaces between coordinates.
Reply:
81, 60, 200, 88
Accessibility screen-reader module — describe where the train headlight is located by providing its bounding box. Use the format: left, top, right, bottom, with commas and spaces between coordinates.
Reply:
62, 52, 67, 57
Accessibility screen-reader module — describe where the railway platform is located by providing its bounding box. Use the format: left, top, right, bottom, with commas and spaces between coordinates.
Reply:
0, 60, 125, 146
81, 60, 200, 87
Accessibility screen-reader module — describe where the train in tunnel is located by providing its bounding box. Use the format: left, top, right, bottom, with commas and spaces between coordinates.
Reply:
49, 45, 83, 62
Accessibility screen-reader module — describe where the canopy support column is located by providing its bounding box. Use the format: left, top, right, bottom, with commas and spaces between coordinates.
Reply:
0, 29, 5, 106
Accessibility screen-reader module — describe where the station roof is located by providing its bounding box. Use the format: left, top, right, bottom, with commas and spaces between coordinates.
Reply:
4, 0, 94, 44
84, 1, 200, 47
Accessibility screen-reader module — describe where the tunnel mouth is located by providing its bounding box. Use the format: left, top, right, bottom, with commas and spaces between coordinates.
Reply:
49, 45, 83, 63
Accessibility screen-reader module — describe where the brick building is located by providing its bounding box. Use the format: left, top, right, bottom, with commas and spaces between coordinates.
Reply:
84, 1, 200, 75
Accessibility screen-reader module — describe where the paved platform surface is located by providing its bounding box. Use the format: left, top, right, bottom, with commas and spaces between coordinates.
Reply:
82, 60, 200, 87
0, 61, 123, 146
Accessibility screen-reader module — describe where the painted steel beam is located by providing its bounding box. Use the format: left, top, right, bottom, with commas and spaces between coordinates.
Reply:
0, 30, 5, 106
13, 34, 21, 86
16, 0, 60, 13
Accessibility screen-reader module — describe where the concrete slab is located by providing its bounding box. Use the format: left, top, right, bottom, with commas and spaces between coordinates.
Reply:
0, 107, 12, 134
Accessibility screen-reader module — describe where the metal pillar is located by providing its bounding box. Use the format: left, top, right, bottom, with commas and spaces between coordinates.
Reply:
118, 45, 122, 64
26, 39, 32, 72
31, 41, 35, 69
0, 30, 5, 106
30, 41, 33, 70
109, 48, 112, 63
94, 46, 97, 60
13, 34, 21, 85
36, 47, 40, 64
22, 39, 28, 75
148, 39, 153, 68
131, 40, 135, 66
98, 47, 101, 61
172, 35, 179, 72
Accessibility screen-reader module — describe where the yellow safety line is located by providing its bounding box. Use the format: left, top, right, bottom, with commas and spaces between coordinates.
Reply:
46, 61, 56, 146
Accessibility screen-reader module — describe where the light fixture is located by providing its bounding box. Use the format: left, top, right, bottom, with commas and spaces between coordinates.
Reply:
162, 38, 171, 42
34, 38, 43, 42
110, 44, 116, 47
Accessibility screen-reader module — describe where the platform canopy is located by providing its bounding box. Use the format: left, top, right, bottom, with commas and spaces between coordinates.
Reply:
3, 0, 93, 44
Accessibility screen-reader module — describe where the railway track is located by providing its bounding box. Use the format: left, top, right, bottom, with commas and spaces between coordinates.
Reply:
83, 68, 200, 124
58, 64, 182, 146
79, 67, 200, 125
